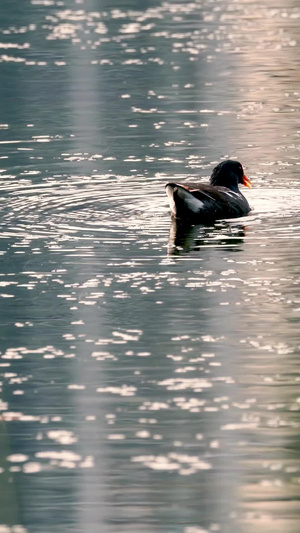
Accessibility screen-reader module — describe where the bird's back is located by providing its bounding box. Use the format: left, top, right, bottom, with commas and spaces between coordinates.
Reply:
165, 182, 250, 223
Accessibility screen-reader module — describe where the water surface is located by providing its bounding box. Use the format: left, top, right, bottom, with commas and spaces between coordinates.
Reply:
1, 1, 300, 532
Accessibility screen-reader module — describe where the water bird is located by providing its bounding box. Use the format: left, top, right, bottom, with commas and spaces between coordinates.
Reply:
165, 160, 251, 224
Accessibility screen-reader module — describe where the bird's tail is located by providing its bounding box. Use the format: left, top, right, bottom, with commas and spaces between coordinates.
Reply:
165, 183, 204, 219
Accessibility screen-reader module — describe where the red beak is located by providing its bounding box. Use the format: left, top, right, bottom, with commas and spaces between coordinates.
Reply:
242, 174, 252, 188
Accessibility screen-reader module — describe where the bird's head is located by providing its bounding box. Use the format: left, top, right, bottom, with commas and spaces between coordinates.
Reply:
210, 160, 251, 191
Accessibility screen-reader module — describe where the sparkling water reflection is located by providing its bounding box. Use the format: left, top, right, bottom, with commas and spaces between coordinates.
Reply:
1, 0, 300, 532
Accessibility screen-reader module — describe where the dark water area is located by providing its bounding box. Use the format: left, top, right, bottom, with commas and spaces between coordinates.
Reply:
1, 0, 300, 532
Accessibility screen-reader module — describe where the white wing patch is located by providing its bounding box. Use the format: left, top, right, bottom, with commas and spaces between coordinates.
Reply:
177, 187, 204, 213
165, 185, 176, 215
222, 190, 240, 198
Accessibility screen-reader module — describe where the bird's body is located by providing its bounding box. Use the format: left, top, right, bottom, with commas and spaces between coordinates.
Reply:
165, 160, 251, 224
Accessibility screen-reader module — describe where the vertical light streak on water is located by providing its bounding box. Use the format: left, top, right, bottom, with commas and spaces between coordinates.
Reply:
64, 5, 109, 529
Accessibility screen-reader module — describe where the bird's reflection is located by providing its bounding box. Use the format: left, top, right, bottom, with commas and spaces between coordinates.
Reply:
168, 218, 245, 255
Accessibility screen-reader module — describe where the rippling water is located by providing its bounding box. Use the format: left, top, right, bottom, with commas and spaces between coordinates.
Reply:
1, 1, 300, 532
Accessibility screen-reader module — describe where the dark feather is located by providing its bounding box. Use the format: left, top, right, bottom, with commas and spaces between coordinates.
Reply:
165, 160, 251, 224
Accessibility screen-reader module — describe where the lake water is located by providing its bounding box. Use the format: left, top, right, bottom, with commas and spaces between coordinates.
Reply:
1, 0, 300, 532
